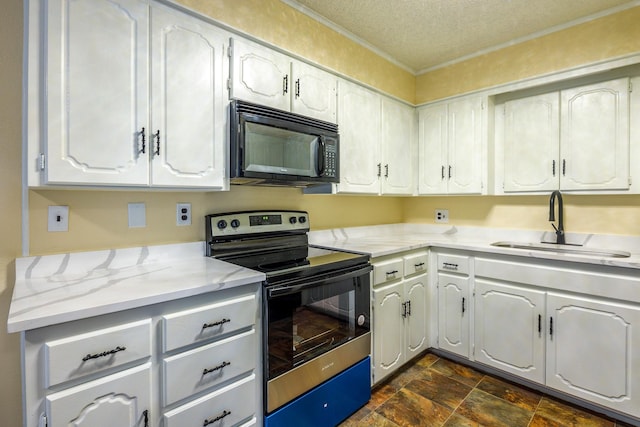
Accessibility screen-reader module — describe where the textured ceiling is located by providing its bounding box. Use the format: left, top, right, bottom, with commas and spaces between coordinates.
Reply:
283, 0, 639, 73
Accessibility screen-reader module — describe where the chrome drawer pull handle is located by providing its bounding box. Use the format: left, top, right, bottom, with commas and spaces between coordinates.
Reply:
202, 361, 230, 376
82, 345, 126, 362
202, 318, 230, 329
204, 410, 231, 426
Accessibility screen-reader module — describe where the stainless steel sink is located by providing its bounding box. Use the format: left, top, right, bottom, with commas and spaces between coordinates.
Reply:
490, 241, 631, 258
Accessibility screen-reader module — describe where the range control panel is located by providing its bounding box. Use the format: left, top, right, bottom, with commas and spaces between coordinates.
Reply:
207, 210, 309, 238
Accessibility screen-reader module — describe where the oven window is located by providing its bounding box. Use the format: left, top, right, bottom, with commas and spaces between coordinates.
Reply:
266, 275, 369, 380
244, 121, 319, 177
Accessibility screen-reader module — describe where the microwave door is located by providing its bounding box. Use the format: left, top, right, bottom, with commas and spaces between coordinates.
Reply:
244, 121, 320, 177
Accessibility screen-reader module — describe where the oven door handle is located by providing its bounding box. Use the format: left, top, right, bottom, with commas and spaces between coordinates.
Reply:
267, 265, 372, 298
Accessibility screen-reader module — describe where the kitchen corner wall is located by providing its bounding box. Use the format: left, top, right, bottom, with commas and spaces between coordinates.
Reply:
407, 5, 640, 236
1, 0, 24, 425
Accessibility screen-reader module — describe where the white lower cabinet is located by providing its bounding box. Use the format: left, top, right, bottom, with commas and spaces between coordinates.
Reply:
22, 285, 261, 427
436, 253, 471, 358
371, 251, 428, 384
46, 364, 151, 427
546, 292, 640, 417
474, 279, 545, 383
472, 255, 640, 420
163, 374, 256, 427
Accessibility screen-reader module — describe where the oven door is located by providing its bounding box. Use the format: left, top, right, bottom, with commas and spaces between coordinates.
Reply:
264, 264, 371, 413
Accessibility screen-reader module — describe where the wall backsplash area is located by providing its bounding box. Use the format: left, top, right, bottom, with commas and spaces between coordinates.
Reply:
29, 189, 640, 256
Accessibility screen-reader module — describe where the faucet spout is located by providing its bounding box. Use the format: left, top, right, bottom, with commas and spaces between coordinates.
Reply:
549, 190, 565, 245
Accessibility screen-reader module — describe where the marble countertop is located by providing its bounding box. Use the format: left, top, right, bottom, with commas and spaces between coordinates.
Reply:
309, 224, 640, 269
7, 242, 265, 333
9, 226, 640, 333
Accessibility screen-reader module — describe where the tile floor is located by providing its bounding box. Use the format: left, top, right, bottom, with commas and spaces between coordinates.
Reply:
339, 352, 636, 427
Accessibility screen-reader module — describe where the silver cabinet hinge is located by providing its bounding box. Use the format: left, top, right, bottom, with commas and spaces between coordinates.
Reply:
227, 41, 233, 58
629, 81, 633, 93
227, 78, 232, 90
39, 414, 47, 427
39, 153, 46, 171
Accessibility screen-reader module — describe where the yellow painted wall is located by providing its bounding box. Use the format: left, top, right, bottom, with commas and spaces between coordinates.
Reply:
415, 6, 640, 103
1, 1, 25, 425
403, 195, 640, 236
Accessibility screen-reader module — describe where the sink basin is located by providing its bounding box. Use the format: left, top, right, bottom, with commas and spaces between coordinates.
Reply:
490, 241, 631, 258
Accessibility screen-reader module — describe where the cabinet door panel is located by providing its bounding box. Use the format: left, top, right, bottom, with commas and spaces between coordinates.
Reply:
336, 80, 381, 194
231, 38, 289, 111
437, 273, 470, 358
474, 280, 545, 383
382, 98, 414, 195
372, 282, 404, 384
150, 4, 226, 188
418, 104, 448, 194
45, 0, 149, 185
503, 92, 559, 192
405, 276, 428, 359
447, 97, 484, 194
547, 293, 640, 417
560, 78, 630, 190
291, 60, 337, 123
46, 364, 151, 427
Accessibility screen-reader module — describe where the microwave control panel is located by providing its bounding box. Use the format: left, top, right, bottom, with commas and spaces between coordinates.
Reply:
324, 140, 338, 178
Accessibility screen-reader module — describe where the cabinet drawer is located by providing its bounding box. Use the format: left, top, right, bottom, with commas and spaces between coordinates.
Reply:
162, 329, 256, 405
403, 252, 428, 277
46, 363, 151, 427
163, 374, 256, 427
373, 259, 404, 286
437, 253, 470, 275
162, 294, 257, 352
44, 319, 152, 388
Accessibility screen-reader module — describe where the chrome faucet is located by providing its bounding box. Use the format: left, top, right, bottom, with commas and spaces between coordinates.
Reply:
548, 190, 565, 245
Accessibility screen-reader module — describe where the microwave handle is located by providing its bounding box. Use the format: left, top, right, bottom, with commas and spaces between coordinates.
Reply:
317, 136, 326, 176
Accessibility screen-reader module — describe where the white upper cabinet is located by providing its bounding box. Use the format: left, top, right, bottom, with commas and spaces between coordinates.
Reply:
149, 3, 227, 188
230, 37, 337, 123
337, 79, 415, 195
560, 78, 630, 191
503, 92, 560, 192
44, 0, 150, 186
418, 96, 486, 195
34, 0, 228, 189
381, 97, 415, 195
499, 78, 631, 193
336, 80, 382, 194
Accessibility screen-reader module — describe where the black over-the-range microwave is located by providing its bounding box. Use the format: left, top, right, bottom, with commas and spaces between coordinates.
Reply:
229, 100, 339, 187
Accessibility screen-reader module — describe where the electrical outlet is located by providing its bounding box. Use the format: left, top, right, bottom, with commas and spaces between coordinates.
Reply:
48, 206, 69, 232
435, 209, 449, 223
176, 203, 192, 226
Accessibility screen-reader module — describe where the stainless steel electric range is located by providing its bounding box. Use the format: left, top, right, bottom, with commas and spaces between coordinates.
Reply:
206, 210, 371, 427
